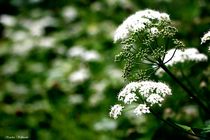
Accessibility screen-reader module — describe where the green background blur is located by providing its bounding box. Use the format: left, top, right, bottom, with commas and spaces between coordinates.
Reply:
0, 0, 209, 140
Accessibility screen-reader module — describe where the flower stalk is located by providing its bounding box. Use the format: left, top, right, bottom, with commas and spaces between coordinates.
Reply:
158, 62, 210, 115
110, 8, 210, 138
149, 108, 207, 139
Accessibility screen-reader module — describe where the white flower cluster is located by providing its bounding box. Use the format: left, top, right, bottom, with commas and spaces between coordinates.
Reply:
114, 9, 170, 42
0, 15, 16, 27
156, 48, 208, 76
201, 30, 210, 51
62, 6, 78, 22
146, 94, 164, 106
68, 68, 90, 84
67, 46, 101, 62
201, 30, 210, 44
109, 104, 124, 119
150, 27, 159, 35
94, 118, 117, 131
0, 14, 59, 56
118, 82, 140, 104
21, 16, 57, 37
165, 48, 207, 65
133, 104, 150, 116
110, 81, 172, 119
138, 81, 172, 97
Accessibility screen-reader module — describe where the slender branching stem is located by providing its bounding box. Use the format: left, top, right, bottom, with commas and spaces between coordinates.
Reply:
149, 108, 207, 139
130, 45, 138, 52
158, 62, 210, 114
145, 56, 160, 65
162, 37, 169, 62
163, 48, 177, 64
147, 67, 159, 76
134, 61, 153, 65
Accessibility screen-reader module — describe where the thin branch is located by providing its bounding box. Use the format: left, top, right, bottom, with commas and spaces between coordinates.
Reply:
158, 63, 210, 114
145, 56, 159, 65
135, 32, 159, 64
130, 45, 138, 52
134, 61, 153, 65
154, 38, 163, 62
164, 48, 177, 64
150, 108, 208, 139
147, 67, 159, 77
162, 37, 169, 62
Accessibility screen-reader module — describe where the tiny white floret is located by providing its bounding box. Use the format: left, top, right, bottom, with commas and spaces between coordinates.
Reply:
134, 104, 150, 116
146, 94, 164, 106
113, 9, 170, 42
201, 30, 210, 44
150, 27, 159, 35
162, 48, 207, 66
109, 104, 124, 119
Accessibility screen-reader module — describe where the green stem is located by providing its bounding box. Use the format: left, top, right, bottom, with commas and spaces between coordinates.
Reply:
150, 108, 207, 139
162, 37, 169, 62
158, 63, 210, 114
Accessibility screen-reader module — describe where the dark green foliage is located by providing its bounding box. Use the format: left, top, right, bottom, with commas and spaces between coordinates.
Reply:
0, 0, 209, 140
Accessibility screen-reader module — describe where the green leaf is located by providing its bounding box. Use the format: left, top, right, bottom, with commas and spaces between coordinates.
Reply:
176, 123, 195, 134
202, 124, 210, 133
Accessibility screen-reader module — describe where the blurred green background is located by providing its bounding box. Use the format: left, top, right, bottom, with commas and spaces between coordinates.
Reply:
0, 0, 209, 140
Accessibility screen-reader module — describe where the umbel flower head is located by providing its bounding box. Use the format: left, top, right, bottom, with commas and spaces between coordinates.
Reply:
164, 48, 207, 65
114, 9, 170, 42
114, 9, 184, 81
201, 30, 210, 51
155, 48, 208, 76
201, 30, 210, 44
109, 81, 172, 119
109, 104, 124, 119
